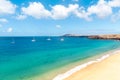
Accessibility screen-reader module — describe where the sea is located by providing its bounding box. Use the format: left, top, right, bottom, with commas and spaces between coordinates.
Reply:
0, 36, 120, 80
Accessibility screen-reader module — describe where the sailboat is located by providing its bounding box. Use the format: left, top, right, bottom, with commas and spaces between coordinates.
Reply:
60, 38, 64, 41
31, 37, 36, 42
47, 37, 51, 41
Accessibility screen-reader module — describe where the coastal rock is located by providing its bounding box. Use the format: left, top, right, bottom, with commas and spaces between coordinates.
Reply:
63, 34, 120, 40
88, 34, 120, 40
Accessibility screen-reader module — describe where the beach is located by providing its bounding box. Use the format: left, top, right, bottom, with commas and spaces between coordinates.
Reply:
64, 51, 120, 80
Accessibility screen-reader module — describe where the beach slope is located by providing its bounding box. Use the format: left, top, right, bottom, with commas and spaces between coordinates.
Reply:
65, 53, 120, 80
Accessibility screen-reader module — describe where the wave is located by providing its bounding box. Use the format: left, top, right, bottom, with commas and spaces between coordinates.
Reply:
53, 50, 120, 80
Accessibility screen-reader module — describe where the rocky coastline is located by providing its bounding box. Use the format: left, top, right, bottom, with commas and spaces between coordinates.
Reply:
63, 34, 120, 40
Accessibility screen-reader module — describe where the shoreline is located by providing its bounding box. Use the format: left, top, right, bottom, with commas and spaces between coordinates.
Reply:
53, 49, 120, 80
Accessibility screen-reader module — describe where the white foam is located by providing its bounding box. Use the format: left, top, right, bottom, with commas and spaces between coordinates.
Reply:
112, 50, 120, 55
53, 50, 120, 80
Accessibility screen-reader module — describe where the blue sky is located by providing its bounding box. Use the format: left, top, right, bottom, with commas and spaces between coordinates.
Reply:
0, 0, 120, 36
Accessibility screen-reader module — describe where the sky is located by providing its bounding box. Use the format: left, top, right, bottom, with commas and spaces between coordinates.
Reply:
0, 0, 120, 36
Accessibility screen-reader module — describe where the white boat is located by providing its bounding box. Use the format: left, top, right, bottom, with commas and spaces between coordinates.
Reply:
31, 37, 36, 42
60, 38, 64, 41
47, 38, 51, 41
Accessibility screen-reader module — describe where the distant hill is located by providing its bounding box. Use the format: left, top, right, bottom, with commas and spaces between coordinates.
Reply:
62, 34, 86, 37
88, 34, 120, 40
63, 34, 120, 40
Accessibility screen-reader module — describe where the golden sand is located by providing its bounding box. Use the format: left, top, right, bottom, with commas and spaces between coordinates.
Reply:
65, 53, 120, 80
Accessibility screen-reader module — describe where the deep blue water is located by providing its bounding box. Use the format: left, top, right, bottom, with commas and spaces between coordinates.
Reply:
0, 37, 120, 80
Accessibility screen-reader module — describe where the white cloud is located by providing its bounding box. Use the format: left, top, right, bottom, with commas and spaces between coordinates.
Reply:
0, 0, 16, 14
74, 7, 92, 21
111, 10, 120, 22
16, 15, 27, 20
7, 27, 13, 32
56, 25, 61, 28
51, 5, 69, 19
19, 0, 120, 21
0, 18, 8, 23
51, 0, 119, 20
22, 2, 51, 19
87, 0, 112, 18
51, 4, 79, 19
108, 0, 120, 7
21, 2, 79, 20
0, 0, 120, 22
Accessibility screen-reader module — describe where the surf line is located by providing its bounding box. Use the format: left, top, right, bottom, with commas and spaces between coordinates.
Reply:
53, 50, 120, 80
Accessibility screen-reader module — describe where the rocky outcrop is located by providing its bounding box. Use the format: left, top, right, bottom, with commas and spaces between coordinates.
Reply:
63, 34, 120, 40
88, 34, 120, 40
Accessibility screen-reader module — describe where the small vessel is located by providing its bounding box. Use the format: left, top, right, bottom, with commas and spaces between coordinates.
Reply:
31, 37, 36, 42
60, 38, 64, 41
47, 38, 51, 41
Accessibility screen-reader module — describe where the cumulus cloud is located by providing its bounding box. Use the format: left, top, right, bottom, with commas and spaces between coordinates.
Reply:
87, 0, 112, 18
21, 2, 51, 19
0, 0, 16, 14
51, 4, 79, 19
19, 0, 120, 21
51, 5, 69, 19
21, 2, 79, 20
74, 7, 92, 21
7, 27, 13, 32
111, 10, 120, 22
0, 18, 8, 23
0, 0, 120, 22
108, 0, 120, 7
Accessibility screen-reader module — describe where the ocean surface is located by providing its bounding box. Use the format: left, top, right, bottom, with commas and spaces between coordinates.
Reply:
0, 37, 120, 80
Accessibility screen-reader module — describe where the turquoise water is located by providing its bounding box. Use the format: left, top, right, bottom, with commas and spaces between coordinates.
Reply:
0, 37, 120, 80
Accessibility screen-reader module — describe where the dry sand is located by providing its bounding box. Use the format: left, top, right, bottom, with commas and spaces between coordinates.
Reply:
65, 53, 120, 80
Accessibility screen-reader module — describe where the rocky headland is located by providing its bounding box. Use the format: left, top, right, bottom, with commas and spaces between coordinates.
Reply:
63, 34, 120, 40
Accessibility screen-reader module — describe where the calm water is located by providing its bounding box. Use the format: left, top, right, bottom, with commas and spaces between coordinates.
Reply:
0, 37, 120, 80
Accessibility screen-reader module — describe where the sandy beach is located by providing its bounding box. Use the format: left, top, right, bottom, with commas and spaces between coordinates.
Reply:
65, 52, 120, 80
